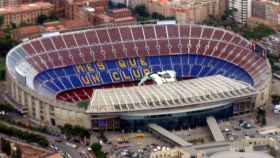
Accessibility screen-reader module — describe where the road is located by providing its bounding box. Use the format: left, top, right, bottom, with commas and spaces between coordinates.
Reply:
0, 120, 87, 158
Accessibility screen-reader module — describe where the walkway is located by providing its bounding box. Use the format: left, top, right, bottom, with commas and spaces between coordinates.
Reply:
148, 124, 192, 147
206, 116, 225, 142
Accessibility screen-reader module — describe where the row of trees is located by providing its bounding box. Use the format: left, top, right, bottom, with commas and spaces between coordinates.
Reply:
133, 5, 175, 22
0, 56, 6, 81
36, 13, 59, 25
60, 124, 90, 140
202, 9, 275, 40
0, 122, 49, 147
0, 103, 17, 113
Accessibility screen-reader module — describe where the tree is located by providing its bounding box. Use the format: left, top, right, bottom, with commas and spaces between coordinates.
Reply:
1, 138, 11, 156
61, 124, 90, 139
151, 12, 165, 20
0, 16, 4, 28
133, 5, 149, 17
91, 143, 106, 158
37, 15, 48, 25
91, 143, 102, 152
256, 107, 266, 126
48, 12, 59, 21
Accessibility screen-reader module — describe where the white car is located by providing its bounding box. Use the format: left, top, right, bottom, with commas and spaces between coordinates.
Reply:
274, 105, 280, 113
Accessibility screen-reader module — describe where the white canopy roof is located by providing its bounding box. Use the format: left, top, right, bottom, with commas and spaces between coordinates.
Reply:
86, 75, 256, 114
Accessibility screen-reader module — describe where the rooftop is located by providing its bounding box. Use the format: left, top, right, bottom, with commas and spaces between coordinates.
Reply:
0, 2, 53, 15
87, 75, 256, 114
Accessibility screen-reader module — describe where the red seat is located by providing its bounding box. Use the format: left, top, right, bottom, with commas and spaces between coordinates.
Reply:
74, 32, 88, 46
22, 43, 36, 55
167, 25, 179, 38
143, 26, 156, 39
31, 41, 45, 54
48, 51, 62, 67
80, 47, 93, 63
190, 26, 202, 38
113, 43, 126, 58
135, 41, 148, 57
85, 30, 99, 45
52, 36, 66, 49
179, 25, 190, 38
102, 44, 115, 60
41, 38, 55, 51
146, 40, 158, 56
201, 28, 214, 39
96, 29, 110, 43
155, 25, 167, 39
108, 28, 122, 42
70, 49, 84, 64
124, 42, 137, 58
131, 26, 144, 40
119, 27, 133, 41
63, 34, 77, 48
212, 30, 224, 40
158, 40, 170, 55
169, 39, 180, 54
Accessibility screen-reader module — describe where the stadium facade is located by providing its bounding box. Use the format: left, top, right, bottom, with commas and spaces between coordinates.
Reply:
6, 24, 271, 130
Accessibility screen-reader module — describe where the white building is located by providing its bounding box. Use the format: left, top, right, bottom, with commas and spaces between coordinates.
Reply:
229, 0, 252, 23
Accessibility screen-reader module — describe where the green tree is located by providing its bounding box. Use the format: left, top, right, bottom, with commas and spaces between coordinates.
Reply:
0, 16, 4, 28
91, 143, 102, 152
133, 5, 149, 17
151, 12, 165, 20
37, 15, 48, 25
243, 24, 275, 40
1, 138, 11, 156
256, 107, 266, 126
91, 143, 106, 158
48, 12, 59, 21
61, 124, 90, 139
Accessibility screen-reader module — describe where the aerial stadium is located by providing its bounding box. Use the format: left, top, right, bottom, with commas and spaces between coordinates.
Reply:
6, 24, 271, 130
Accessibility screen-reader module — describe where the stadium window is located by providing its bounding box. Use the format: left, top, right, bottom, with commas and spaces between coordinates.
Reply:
127, 104, 134, 110
174, 99, 180, 104
135, 103, 141, 108
181, 98, 187, 104
121, 104, 127, 110
161, 100, 168, 106
154, 101, 160, 106
114, 105, 121, 110
167, 100, 173, 105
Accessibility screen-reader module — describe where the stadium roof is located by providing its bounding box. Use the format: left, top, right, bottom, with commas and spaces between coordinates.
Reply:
86, 75, 256, 114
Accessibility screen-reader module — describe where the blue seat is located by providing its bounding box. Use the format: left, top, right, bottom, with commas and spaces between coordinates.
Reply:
148, 56, 161, 65
52, 78, 65, 90
171, 55, 181, 65
45, 81, 60, 92
100, 71, 113, 84
60, 77, 73, 89
191, 65, 202, 77
173, 65, 183, 78
70, 75, 83, 87
106, 60, 118, 70
64, 66, 76, 75
160, 56, 171, 66
151, 65, 162, 73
